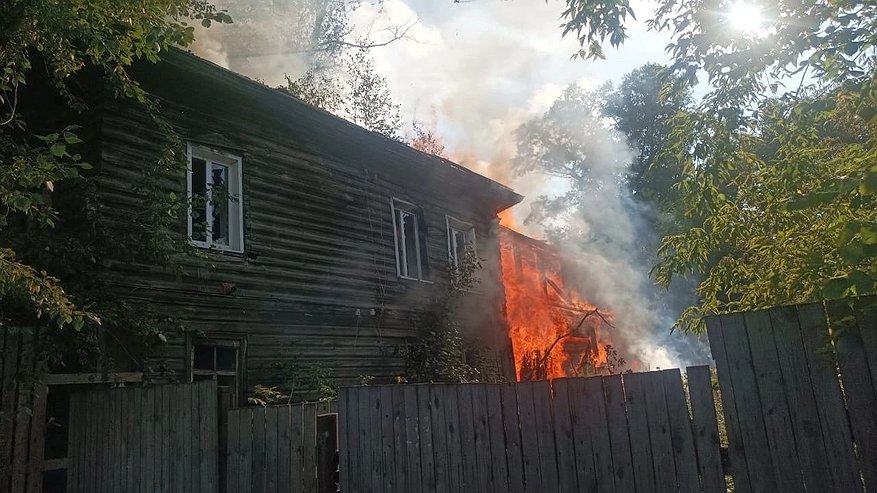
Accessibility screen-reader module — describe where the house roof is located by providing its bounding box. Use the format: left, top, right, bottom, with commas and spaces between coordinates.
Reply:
131, 48, 523, 214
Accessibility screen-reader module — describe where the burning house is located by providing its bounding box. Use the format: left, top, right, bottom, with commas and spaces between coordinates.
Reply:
498, 224, 621, 381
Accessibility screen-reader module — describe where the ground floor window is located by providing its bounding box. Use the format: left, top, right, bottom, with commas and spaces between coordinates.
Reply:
188, 336, 245, 405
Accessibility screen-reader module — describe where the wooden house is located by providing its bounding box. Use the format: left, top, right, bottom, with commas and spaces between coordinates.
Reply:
38, 49, 522, 403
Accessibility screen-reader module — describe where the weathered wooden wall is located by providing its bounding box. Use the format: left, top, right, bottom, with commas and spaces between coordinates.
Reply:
94, 50, 518, 394
0, 330, 47, 493
338, 368, 725, 493
65, 380, 218, 493
706, 296, 877, 493
226, 400, 338, 493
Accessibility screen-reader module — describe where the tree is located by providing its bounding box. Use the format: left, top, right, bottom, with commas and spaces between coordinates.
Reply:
285, 47, 403, 139
602, 63, 691, 210
1, 1, 228, 360
559, 0, 877, 330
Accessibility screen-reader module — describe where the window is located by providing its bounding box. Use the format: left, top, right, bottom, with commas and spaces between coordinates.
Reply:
446, 216, 476, 267
189, 337, 245, 405
391, 198, 430, 280
187, 143, 243, 252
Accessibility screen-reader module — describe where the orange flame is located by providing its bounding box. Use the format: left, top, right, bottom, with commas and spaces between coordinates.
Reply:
499, 227, 613, 380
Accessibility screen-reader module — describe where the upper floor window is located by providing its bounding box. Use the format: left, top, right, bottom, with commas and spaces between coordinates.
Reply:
391, 198, 430, 280
446, 216, 476, 267
187, 144, 243, 253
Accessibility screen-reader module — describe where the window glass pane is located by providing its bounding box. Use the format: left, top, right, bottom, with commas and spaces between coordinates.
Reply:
402, 212, 419, 278
193, 345, 214, 370
191, 158, 207, 242
216, 346, 237, 371
394, 209, 408, 277
193, 374, 214, 382
217, 375, 237, 389
210, 163, 229, 245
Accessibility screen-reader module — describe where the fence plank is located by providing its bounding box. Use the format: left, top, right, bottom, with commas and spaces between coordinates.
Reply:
855, 297, 877, 398
661, 369, 699, 493
456, 385, 478, 492
0, 332, 20, 493
797, 302, 863, 492
686, 366, 725, 493
767, 306, 834, 493
624, 371, 657, 493
10, 336, 35, 493
643, 371, 677, 493
443, 385, 465, 493
403, 386, 422, 493
566, 378, 598, 492
339, 389, 352, 493
417, 385, 435, 493
428, 385, 449, 493
484, 384, 509, 493
25, 377, 47, 493
265, 406, 279, 493
227, 398, 241, 493
291, 402, 306, 493
391, 385, 408, 492
744, 310, 806, 490
828, 301, 877, 491
470, 385, 492, 493
304, 401, 319, 493
550, 379, 577, 493
532, 380, 559, 491
516, 381, 541, 492
378, 386, 395, 492
705, 315, 754, 493
602, 374, 632, 493
499, 383, 525, 493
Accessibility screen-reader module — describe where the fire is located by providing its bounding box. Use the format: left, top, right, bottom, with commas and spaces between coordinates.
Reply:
499, 227, 614, 380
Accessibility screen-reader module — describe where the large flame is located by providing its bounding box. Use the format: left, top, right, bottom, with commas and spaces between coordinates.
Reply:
498, 226, 614, 381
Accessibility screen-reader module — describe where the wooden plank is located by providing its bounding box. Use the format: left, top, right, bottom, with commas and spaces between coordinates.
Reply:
265, 406, 279, 493
143, 383, 156, 493
403, 386, 422, 493
241, 408, 255, 493
252, 406, 268, 493
441, 385, 464, 493
200, 381, 217, 493
10, 334, 35, 492
227, 407, 241, 493
767, 306, 834, 493
854, 297, 877, 398
516, 381, 541, 492
705, 315, 754, 493
316, 412, 338, 493
532, 380, 559, 491
417, 385, 435, 493
161, 385, 171, 492
378, 387, 395, 492
470, 384, 492, 493
484, 384, 509, 493
584, 376, 617, 493
128, 387, 142, 493
642, 371, 677, 493
25, 379, 47, 493
369, 388, 383, 493
550, 379, 577, 492
172, 384, 184, 491
828, 300, 877, 491
623, 371, 657, 493
180, 384, 191, 493
797, 303, 863, 492
661, 369, 699, 493
118, 384, 129, 493
499, 383, 524, 493
456, 385, 478, 492
427, 385, 449, 493
66, 391, 78, 493
744, 310, 806, 489
390, 385, 408, 492
0, 332, 20, 493
305, 402, 320, 493
278, 405, 293, 493
686, 366, 726, 493
338, 389, 349, 493
566, 378, 597, 492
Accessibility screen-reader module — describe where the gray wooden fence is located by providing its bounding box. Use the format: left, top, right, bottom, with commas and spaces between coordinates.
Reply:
706, 297, 877, 493
225, 400, 338, 493
0, 329, 47, 493
339, 368, 724, 493
66, 379, 219, 493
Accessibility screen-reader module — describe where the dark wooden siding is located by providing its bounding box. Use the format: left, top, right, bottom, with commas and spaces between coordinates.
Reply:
94, 52, 516, 395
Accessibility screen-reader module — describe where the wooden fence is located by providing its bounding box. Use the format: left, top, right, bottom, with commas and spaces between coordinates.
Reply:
0, 329, 47, 493
66, 380, 219, 493
225, 400, 339, 493
706, 298, 877, 493
338, 367, 724, 493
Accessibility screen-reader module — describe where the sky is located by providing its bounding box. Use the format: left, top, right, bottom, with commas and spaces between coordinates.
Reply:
189, 0, 714, 370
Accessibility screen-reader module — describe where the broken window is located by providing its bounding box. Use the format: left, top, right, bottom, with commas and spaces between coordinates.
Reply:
187, 144, 243, 252
446, 216, 476, 267
391, 198, 430, 280
190, 337, 245, 405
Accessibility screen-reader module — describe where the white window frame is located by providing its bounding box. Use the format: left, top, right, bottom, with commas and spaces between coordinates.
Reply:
187, 143, 244, 253
391, 198, 428, 281
446, 215, 476, 267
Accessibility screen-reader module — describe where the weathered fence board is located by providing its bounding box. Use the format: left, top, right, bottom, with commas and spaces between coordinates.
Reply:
226, 399, 338, 493
1, 329, 47, 493
340, 368, 723, 493
66, 380, 217, 493
706, 296, 877, 493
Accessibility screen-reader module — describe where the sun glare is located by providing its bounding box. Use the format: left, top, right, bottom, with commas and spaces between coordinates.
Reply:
727, 2, 764, 34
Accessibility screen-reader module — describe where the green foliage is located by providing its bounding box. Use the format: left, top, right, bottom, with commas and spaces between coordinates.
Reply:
285, 47, 403, 139
560, 0, 877, 330
403, 248, 483, 383
1, 0, 228, 366
267, 359, 337, 402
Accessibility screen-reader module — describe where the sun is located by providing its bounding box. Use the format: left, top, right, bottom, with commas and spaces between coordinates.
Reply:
727, 2, 765, 34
